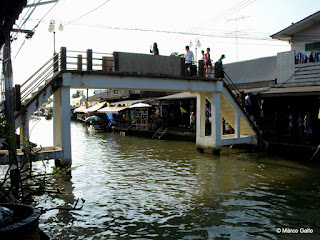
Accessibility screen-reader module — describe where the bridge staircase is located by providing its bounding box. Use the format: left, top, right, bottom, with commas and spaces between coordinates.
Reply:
14, 53, 63, 128
0, 52, 65, 164
222, 72, 259, 137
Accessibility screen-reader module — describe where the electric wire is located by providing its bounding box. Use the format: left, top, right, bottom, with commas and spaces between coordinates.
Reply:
193, 0, 256, 33
32, 0, 60, 31
20, 0, 42, 29
12, 0, 39, 40
12, 0, 60, 61
64, 0, 111, 26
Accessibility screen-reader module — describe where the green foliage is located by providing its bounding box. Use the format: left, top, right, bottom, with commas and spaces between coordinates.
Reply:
51, 166, 73, 179
170, 52, 184, 57
72, 90, 84, 98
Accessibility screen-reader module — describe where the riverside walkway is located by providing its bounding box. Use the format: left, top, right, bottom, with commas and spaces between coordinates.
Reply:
1, 47, 257, 166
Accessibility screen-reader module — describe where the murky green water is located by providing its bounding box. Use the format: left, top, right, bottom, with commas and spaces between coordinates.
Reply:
22, 119, 320, 238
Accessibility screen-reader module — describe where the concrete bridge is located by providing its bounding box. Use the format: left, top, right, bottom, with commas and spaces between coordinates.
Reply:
1, 47, 257, 165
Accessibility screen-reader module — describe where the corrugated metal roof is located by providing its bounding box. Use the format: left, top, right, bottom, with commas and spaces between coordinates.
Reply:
111, 99, 145, 106
85, 102, 106, 113
271, 11, 320, 41
157, 92, 197, 100
74, 106, 87, 113
98, 106, 128, 113
224, 56, 277, 85
261, 85, 320, 97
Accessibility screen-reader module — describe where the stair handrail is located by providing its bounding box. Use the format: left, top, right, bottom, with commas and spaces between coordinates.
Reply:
20, 52, 59, 88
159, 128, 168, 139
221, 71, 260, 135
152, 127, 162, 139
20, 58, 58, 100
223, 71, 241, 101
20, 53, 60, 101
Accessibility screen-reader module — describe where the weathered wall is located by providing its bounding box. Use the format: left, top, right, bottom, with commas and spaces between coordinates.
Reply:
277, 50, 295, 85
113, 52, 184, 76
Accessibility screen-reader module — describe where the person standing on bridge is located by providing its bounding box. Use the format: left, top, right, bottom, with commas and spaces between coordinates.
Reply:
150, 42, 159, 55
217, 54, 225, 78
205, 48, 213, 78
184, 46, 194, 76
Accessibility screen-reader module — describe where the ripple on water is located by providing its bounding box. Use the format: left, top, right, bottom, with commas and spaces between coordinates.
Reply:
21, 120, 320, 239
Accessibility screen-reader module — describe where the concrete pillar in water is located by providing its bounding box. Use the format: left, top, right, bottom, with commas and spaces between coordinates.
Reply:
210, 91, 222, 154
196, 92, 206, 153
53, 87, 72, 166
235, 110, 241, 139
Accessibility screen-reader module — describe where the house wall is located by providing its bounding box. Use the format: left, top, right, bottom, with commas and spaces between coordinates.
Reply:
291, 25, 320, 52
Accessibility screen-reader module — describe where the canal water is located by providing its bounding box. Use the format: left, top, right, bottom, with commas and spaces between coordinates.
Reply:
26, 118, 320, 239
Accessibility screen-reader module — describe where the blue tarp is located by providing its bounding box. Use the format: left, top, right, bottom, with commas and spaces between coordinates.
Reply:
106, 112, 116, 124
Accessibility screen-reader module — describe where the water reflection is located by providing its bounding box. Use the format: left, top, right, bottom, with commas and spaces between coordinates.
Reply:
25, 119, 320, 239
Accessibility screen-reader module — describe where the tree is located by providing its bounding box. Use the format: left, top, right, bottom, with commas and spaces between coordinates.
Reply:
72, 90, 84, 98
170, 52, 184, 57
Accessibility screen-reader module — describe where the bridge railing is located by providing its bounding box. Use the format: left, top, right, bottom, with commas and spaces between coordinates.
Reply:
15, 47, 217, 109
65, 49, 114, 71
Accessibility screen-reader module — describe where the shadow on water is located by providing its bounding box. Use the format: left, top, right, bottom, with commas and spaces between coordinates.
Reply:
26, 120, 320, 239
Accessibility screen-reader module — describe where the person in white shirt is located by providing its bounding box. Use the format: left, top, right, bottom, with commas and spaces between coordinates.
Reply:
184, 46, 194, 75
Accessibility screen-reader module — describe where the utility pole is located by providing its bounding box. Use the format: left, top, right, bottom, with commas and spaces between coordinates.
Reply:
3, 24, 21, 198
227, 16, 248, 61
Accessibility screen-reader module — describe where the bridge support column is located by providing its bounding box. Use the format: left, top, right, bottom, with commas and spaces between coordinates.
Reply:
196, 92, 222, 155
53, 87, 72, 166
235, 110, 241, 139
210, 92, 222, 152
196, 93, 206, 153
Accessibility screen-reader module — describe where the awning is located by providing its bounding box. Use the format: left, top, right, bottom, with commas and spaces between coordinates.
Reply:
260, 86, 320, 97
239, 87, 270, 95
74, 106, 87, 113
98, 106, 128, 113
85, 102, 106, 113
111, 99, 146, 106
157, 92, 197, 100
129, 103, 152, 108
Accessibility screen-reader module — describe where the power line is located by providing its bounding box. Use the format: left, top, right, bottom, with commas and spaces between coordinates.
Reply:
193, 0, 256, 33
69, 22, 278, 42
13, 39, 27, 61
64, 0, 112, 26
32, 0, 60, 30
24, 17, 290, 45
12, 0, 60, 61
20, 0, 42, 28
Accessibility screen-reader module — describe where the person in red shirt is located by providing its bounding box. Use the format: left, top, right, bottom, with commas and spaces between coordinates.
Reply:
205, 48, 213, 78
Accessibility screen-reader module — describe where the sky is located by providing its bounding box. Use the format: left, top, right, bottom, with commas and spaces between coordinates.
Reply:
7, 0, 320, 86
